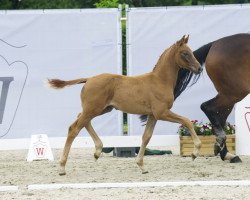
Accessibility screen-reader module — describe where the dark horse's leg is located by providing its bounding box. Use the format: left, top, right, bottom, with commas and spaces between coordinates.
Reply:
200, 94, 242, 163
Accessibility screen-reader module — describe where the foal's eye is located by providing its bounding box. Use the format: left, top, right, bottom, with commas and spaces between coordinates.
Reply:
181, 52, 190, 61
182, 52, 189, 57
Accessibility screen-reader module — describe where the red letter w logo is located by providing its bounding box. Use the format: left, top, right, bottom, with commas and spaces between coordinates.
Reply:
35, 148, 45, 157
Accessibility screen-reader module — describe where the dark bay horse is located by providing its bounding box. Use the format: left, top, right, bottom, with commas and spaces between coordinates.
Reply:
48, 35, 202, 175
175, 33, 250, 163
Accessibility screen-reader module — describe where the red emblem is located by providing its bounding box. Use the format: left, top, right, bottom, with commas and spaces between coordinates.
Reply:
33, 142, 47, 158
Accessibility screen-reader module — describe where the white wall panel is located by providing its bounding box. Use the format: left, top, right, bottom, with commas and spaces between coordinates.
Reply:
127, 4, 250, 135
0, 9, 122, 139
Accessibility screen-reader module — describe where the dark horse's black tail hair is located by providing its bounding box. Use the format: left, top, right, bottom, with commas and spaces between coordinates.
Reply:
140, 42, 214, 123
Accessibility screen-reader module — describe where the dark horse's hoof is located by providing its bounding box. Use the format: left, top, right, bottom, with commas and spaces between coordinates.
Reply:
230, 156, 242, 163
214, 143, 221, 156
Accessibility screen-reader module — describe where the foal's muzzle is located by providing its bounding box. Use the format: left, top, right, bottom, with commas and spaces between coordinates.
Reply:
190, 65, 202, 74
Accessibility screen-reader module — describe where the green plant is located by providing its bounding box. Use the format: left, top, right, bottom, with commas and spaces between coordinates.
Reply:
94, 0, 119, 8
178, 120, 235, 136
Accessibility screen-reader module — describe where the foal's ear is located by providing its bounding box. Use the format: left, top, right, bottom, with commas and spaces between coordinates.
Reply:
177, 35, 188, 46
184, 35, 189, 43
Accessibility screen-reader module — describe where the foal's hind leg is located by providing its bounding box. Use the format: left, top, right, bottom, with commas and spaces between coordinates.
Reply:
84, 106, 115, 159
59, 114, 89, 175
156, 110, 201, 159
85, 122, 103, 160
137, 115, 157, 174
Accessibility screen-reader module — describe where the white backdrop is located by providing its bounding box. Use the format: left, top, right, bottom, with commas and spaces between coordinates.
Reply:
0, 9, 123, 139
127, 4, 250, 135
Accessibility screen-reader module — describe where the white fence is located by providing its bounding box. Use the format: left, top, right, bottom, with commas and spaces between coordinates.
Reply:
0, 5, 250, 150
0, 9, 123, 143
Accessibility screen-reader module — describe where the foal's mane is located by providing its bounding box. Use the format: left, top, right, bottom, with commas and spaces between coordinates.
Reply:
152, 39, 214, 101
152, 42, 196, 100
153, 44, 177, 72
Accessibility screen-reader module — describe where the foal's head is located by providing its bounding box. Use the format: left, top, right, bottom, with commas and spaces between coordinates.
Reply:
173, 35, 202, 74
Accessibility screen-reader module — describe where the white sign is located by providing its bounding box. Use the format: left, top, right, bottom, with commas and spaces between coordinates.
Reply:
235, 94, 250, 155
27, 134, 54, 161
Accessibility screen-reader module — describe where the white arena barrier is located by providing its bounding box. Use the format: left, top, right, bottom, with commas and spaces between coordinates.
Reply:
235, 94, 250, 155
27, 180, 250, 190
1, 5, 250, 150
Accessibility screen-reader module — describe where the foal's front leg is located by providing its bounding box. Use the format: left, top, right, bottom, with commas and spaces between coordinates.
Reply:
157, 110, 201, 159
137, 115, 157, 174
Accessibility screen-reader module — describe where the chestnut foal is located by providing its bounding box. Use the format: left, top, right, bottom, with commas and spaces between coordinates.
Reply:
48, 35, 202, 175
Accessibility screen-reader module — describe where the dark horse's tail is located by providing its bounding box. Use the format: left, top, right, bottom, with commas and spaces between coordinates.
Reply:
140, 42, 213, 122
174, 42, 213, 99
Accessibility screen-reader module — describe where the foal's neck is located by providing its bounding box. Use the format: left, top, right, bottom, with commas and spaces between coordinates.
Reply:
153, 46, 179, 87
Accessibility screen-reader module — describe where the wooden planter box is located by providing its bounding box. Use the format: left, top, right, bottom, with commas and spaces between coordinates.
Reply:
180, 135, 235, 157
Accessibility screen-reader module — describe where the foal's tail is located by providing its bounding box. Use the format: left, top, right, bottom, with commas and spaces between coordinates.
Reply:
48, 78, 88, 89
193, 42, 213, 66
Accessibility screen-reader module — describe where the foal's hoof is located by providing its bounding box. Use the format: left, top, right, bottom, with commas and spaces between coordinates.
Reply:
230, 156, 242, 163
59, 165, 66, 176
142, 170, 149, 174
94, 153, 100, 161
59, 171, 66, 176
191, 153, 197, 161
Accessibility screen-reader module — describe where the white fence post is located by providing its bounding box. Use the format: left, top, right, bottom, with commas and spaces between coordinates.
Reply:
235, 94, 250, 155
